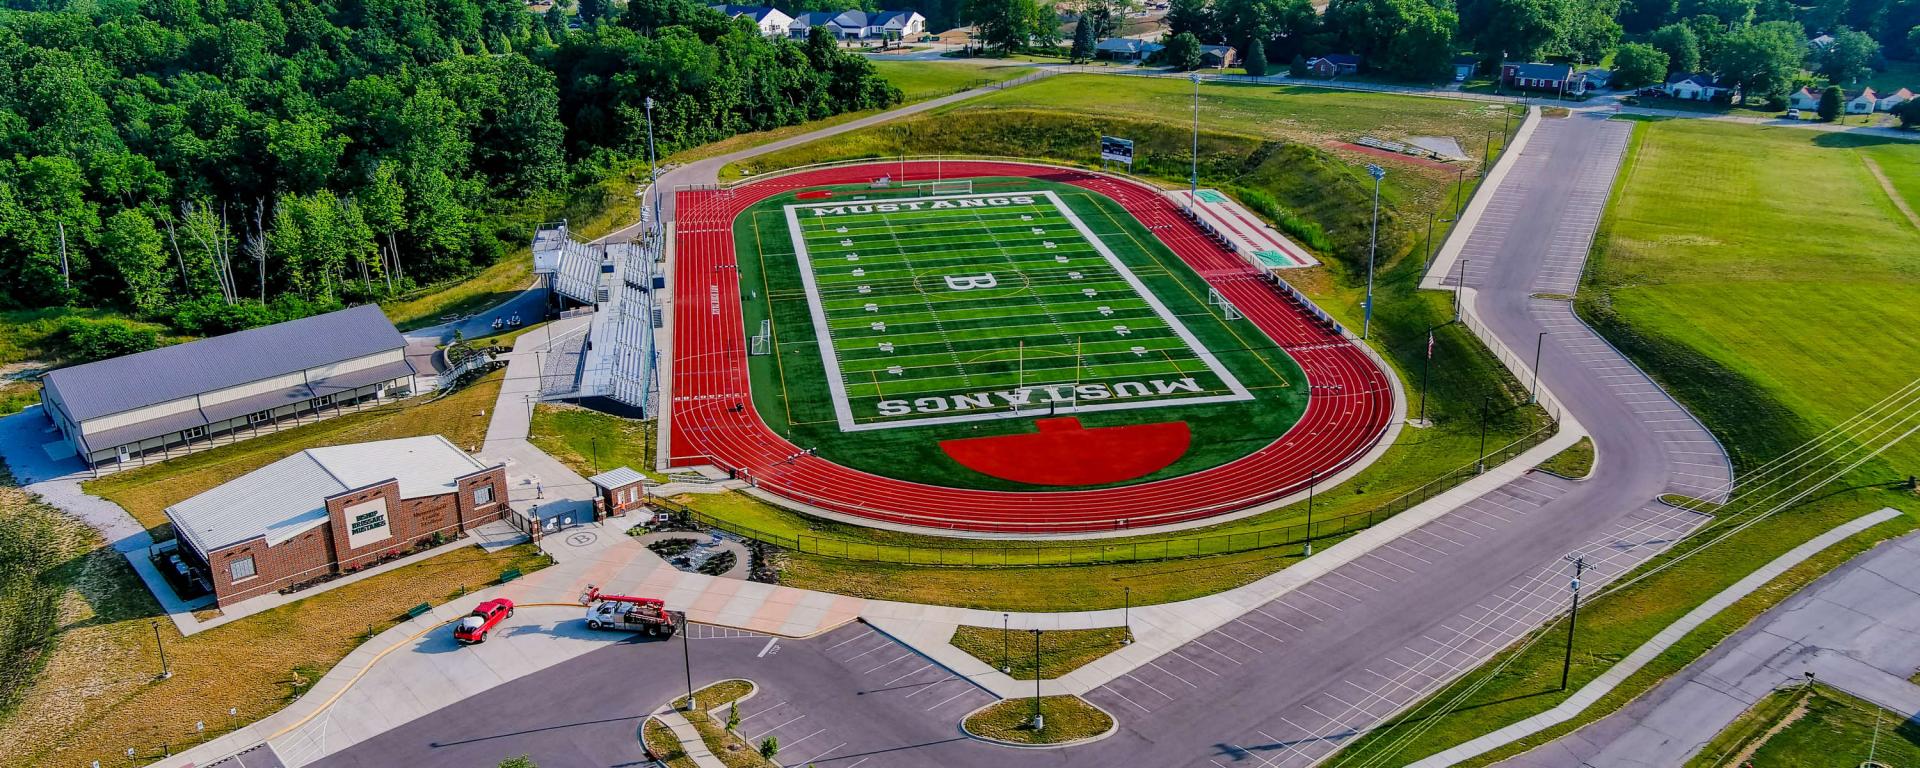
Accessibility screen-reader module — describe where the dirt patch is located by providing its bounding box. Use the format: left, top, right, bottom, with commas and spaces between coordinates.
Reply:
1728, 689, 1814, 766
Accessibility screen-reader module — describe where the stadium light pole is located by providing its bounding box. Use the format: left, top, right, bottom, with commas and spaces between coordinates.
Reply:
1304, 469, 1318, 556
1189, 72, 1201, 214
645, 96, 659, 238
1363, 163, 1385, 339
1560, 554, 1587, 690
1476, 395, 1490, 474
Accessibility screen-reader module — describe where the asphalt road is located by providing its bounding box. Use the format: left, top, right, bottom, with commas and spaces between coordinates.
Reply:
1500, 529, 1920, 768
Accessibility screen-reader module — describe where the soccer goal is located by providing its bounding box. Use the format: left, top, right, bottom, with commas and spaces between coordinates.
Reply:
1208, 287, 1244, 322
928, 179, 973, 195
749, 320, 772, 356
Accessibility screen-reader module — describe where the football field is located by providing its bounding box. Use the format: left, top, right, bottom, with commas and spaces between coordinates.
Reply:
779, 188, 1253, 431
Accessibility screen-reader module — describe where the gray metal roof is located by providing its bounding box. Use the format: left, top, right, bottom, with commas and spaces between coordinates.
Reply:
589, 466, 650, 490
167, 435, 493, 555
43, 304, 407, 423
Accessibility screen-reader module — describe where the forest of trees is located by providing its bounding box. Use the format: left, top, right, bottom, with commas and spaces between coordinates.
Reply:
0, 0, 897, 340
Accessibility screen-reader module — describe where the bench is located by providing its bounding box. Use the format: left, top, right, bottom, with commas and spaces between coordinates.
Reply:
405, 602, 432, 619
499, 568, 523, 583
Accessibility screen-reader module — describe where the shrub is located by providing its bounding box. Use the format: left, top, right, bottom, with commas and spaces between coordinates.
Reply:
759, 736, 779, 758
698, 551, 738, 576
647, 538, 697, 558
55, 317, 161, 363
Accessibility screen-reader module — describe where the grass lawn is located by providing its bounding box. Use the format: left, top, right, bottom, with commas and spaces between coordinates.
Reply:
1538, 436, 1593, 479
962, 695, 1113, 744
0, 380, 38, 417
84, 370, 505, 533
950, 626, 1129, 679
676, 679, 754, 710
676, 680, 774, 768
1864, 59, 1920, 94
871, 59, 1029, 102
381, 254, 535, 331
1689, 682, 1920, 768
1326, 117, 1920, 768
529, 404, 663, 482
643, 717, 695, 768
0, 533, 546, 768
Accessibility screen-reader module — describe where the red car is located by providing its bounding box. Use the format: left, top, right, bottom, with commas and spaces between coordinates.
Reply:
454, 598, 514, 644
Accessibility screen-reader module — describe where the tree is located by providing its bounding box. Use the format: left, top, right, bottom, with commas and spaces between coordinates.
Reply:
1289, 53, 1308, 77
1473, 0, 1563, 62
1065, 0, 1140, 38
759, 736, 780, 758
1649, 23, 1700, 73
498, 757, 537, 768
1818, 84, 1844, 120
1162, 31, 1205, 69
1612, 42, 1669, 88
963, 0, 1050, 53
1327, 0, 1458, 79
1070, 16, 1096, 62
1816, 27, 1879, 84
1715, 21, 1806, 104
1165, 0, 1215, 37
1895, 98, 1920, 128
99, 209, 172, 313
578, 0, 614, 26
1244, 32, 1270, 76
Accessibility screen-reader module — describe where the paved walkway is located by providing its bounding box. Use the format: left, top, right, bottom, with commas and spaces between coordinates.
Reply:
1495, 515, 1920, 768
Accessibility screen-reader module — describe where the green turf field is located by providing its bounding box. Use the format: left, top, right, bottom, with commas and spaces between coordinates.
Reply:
736, 177, 1309, 490
781, 187, 1250, 431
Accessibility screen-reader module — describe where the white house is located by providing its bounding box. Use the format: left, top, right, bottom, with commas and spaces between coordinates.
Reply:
1789, 86, 1821, 110
709, 5, 793, 37
787, 9, 923, 39
1664, 73, 1737, 102
1845, 87, 1879, 114
1878, 87, 1913, 111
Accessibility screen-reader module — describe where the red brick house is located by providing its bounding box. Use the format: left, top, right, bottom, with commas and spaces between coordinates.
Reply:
166, 436, 509, 606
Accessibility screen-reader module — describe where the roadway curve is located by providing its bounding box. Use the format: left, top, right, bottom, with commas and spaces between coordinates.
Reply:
665, 160, 1395, 534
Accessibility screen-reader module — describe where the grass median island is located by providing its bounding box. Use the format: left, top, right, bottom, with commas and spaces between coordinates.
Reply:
1538, 437, 1594, 479
0, 537, 546, 768
1326, 116, 1920, 768
1689, 683, 1920, 768
530, 404, 664, 482
951, 626, 1129, 679
964, 695, 1114, 745
84, 370, 504, 533
642, 716, 694, 768
670, 680, 773, 768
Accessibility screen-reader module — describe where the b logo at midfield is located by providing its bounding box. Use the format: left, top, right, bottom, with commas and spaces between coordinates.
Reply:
943, 273, 999, 291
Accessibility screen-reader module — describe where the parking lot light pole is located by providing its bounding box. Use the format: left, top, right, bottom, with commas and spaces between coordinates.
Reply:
1123, 587, 1132, 645
682, 624, 697, 711
1002, 613, 1011, 674
153, 621, 171, 680
1363, 163, 1385, 339
1305, 469, 1318, 556
1477, 396, 1491, 473
1030, 629, 1044, 730
1530, 331, 1547, 404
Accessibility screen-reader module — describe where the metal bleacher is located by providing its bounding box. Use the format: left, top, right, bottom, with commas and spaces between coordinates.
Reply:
532, 224, 661, 414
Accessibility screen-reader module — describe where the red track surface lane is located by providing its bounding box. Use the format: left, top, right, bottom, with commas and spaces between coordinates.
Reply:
669, 161, 1393, 534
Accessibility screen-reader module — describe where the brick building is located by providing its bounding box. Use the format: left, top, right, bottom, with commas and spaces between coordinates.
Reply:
589, 466, 651, 519
165, 436, 509, 606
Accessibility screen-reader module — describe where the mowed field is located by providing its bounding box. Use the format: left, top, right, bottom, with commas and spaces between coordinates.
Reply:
788, 187, 1245, 430
1584, 120, 1920, 470
736, 177, 1309, 489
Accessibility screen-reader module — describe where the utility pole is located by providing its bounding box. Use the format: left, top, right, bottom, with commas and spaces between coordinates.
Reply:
1560, 554, 1586, 690
58, 222, 70, 289
1530, 331, 1546, 404
1030, 629, 1044, 730
1189, 73, 1201, 214
1363, 164, 1385, 339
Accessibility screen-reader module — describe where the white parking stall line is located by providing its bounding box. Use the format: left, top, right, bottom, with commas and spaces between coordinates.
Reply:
1251, 604, 1311, 631
924, 689, 975, 711
1145, 659, 1204, 689
1100, 682, 1155, 713
883, 663, 933, 686
902, 675, 958, 698
778, 728, 828, 751
735, 701, 788, 725
864, 651, 916, 674
744, 714, 806, 741
1123, 670, 1179, 700
791, 741, 847, 768
1232, 616, 1291, 645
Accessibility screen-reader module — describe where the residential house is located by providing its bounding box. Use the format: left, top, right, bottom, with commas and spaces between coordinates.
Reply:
1789, 86, 1822, 110
1094, 37, 1163, 62
1846, 87, 1879, 114
1663, 72, 1737, 102
1579, 68, 1613, 91
1503, 62, 1583, 93
790, 9, 925, 39
788, 10, 839, 37
39, 304, 416, 469
709, 5, 793, 37
1199, 44, 1237, 69
164, 436, 509, 606
1877, 87, 1913, 111
1306, 53, 1362, 78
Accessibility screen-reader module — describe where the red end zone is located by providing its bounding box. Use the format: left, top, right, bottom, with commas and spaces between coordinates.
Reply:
940, 418, 1191, 486
667, 161, 1395, 534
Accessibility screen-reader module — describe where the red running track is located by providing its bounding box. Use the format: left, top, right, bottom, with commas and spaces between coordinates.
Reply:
668, 161, 1394, 534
